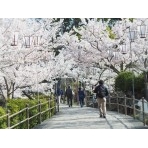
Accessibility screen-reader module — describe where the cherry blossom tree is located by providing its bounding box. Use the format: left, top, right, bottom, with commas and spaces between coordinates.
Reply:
0, 18, 64, 99
0, 18, 148, 101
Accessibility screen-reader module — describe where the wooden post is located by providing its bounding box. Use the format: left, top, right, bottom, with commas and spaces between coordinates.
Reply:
26, 104, 29, 129
132, 95, 135, 119
48, 99, 51, 118
124, 95, 127, 116
117, 97, 119, 113
92, 97, 94, 108
7, 110, 10, 129
142, 97, 146, 126
57, 96, 59, 112
38, 101, 42, 124
54, 96, 57, 114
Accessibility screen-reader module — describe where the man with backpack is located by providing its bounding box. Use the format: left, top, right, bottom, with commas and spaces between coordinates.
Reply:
65, 85, 73, 107
94, 80, 109, 118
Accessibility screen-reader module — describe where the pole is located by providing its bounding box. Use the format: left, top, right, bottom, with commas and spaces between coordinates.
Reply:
36, 62, 39, 102
130, 41, 136, 119
145, 72, 148, 101
142, 97, 145, 126
130, 41, 135, 98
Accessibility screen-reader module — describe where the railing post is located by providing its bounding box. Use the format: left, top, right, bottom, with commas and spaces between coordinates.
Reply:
7, 110, 10, 129
124, 95, 127, 116
26, 104, 29, 129
54, 96, 57, 114
38, 101, 42, 124
142, 97, 146, 126
57, 96, 59, 112
132, 95, 135, 119
48, 99, 51, 118
117, 96, 119, 113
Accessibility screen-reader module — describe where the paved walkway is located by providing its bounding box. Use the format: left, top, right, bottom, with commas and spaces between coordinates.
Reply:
34, 104, 148, 129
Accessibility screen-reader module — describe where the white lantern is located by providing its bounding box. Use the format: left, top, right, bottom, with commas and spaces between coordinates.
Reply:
107, 49, 113, 57
137, 25, 147, 38
120, 43, 127, 54
129, 30, 137, 42
11, 31, 19, 46
24, 36, 32, 48
113, 52, 120, 60
32, 36, 40, 47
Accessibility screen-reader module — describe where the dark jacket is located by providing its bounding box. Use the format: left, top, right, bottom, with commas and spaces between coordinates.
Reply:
94, 84, 109, 98
78, 90, 85, 99
65, 88, 73, 98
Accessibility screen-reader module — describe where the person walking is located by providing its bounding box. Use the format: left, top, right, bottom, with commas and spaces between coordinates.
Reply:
56, 87, 61, 104
94, 80, 109, 118
60, 89, 64, 103
78, 87, 85, 107
65, 85, 73, 107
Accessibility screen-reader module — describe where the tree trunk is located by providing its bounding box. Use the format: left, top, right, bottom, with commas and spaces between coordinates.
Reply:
11, 82, 15, 99
3, 77, 11, 99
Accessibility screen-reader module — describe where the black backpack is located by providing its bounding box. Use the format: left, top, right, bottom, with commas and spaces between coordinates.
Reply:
97, 85, 107, 98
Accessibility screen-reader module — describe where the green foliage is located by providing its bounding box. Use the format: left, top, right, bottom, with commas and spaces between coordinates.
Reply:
7, 102, 20, 127
34, 94, 50, 100
0, 94, 56, 129
106, 26, 116, 39
129, 18, 134, 22
115, 71, 134, 93
135, 74, 144, 90
0, 107, 7, 128
40, 99, 49, 121
50, 99, 56, 116
115, 71, 145, 97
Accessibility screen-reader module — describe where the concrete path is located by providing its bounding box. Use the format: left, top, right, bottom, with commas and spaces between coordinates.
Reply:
34, 104, 148, 129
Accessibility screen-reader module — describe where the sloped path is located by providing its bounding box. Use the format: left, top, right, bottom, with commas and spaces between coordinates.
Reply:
34, 104, 148, 129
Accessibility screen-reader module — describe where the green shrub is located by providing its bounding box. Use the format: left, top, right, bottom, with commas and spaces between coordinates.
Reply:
40, 99, 49, 121
6, 102, 19, 128
115, 71, 134, 93
50, 99, 56, 116
115, 71, 145, 98
0, 107, 7, 128
134, 74, 145, 97
0, 94, 56, 129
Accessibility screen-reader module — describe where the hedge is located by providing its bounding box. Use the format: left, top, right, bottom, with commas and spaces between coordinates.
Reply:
115, 71, 145, 97
0, 95, 56, 129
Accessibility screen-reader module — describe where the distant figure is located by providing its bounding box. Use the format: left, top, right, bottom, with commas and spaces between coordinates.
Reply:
78, 87, 85, 107
56, 87, 61, 104
60, 89, 64, 103
65, 85, 73, 107
94, 80, 109, 118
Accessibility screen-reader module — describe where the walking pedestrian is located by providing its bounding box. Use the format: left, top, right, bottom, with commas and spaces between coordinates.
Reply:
65, 85, 73, 107
78, 87, 85, 107
60, 89, 64, 103
56, 87, 61, 104
94, 80, 109, 118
